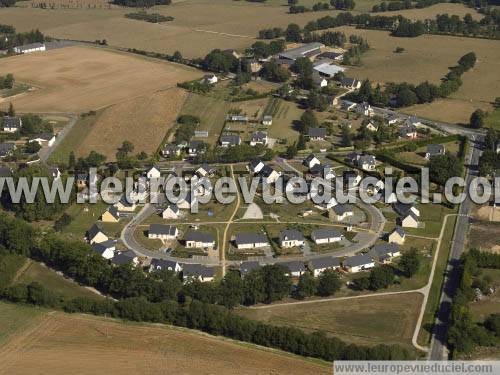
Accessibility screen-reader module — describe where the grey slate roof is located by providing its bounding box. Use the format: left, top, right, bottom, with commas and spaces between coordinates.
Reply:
280, 260, 306, 273
251, 131, 267, 143
184, 231, 215, 243
340, 77, 359, 87
239, 261, 261, 275
87, 223, 104, 240
220, 134, 240, 146
369, 243, 400, 258
278, 42, 323, 60
92, 239, 116, 254
343, 253, 373, 268
150, 258, 180, 272
393, 202, 415, 217
260, 165, 276, 178
0, 142, 15, 156
427, 144, 445, 156
312, 228, 343, 240
279, 229, 304, 242
182, 263, 215, 278
149, 224, 177, 236
304, 153, 318, 164
333, 204, 353, 215
3, 116, 21, 129
308, 127, 327, 138
112, 250, 137, 265
250, 159, 263, 170
234, 233, 268, 246
309, 256, 340, 270
105, 205, 120, 220
358, 154, 376, 165
392, 226, 405, 237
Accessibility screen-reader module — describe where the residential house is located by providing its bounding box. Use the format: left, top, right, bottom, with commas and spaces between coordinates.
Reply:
313, 73, 328, 88
250, 131, 268, 147
386, 114, 401, 125
226, 114, 248, 122
311, 228, 344, 244
249, 59, 263, 74
260, 165, 281, 184
407, 116, 423, 128
149, 258, 182, 273
112, 250, 139, 267
249, 159, 265, 174
277, 42, 324, 61
394, 202, 420, 218
356, 102, 374, 117
280, 261, 307, 277
162, 144, 181, 158
369, 243, 401, 263
13, 42, 46, 54
184, 231, 216, 249
148, 224, 178, 240
340, 100, 356, 111
339, 77, 361, 90
342, 170, 362, 188
399, 124, 418, 139
303, 154, 321, 169
101, 206, 120, 223
309, 164, 335, 180
388, 226, 406, 244
182, 264, 215, 282
331, 204, 354, 221
425, 144, 445, 159
146, 166, 161, 179
29, 133, 56, 147
308, 127, 327, 141
279, 229, 305, 248
358, 154, 376, 171
188, 141, 205, 156
343, 253, 375, 273
203, 74, 218, 84
114, 196, 136, 213
162, 204, 180, 219
239, 261, 261, 277
86, 224, 108, 244
0, 142, 16, 158
92, 239, 116, 260
219, 134, 241, 148
398, 212, 419, 228
262, 115, 273, 126
495, 141, 500, 154
195, 164, 215, 178
2, 116, 22, 132
308, 257, 340, 277
234, 233, 269, 249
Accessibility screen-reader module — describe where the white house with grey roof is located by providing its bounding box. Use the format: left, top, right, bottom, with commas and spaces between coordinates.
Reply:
369, 243, 401, 263
399, 124, 418, 139
219, 134, 241, 148
249, 159, 265, 174
2, 116, 22, 133
308, 257, 340, 277
331, 204, 354, 221
303, 154, 321, 169
148, 224, 178, 240
356, 102, 374, 117
182, 264, 215, 282
92, 239, 116, 260
149, 258, 182, 273
250, 131, 268, 146
260, 165, 281, 184
280, 261, 307, 277
311, 228, 344, 245
162, 204, 180, 219
279, 229, 305, 248
184, 231, 215, 249
234, 233, 269, 249
112, 250, 139, 267
425, 144, 445, 159
162, 144, 181, 157
146, 166, 161, 180
343, 253, 375, 273
346, 152, 376, 170
308, 127, 327, 141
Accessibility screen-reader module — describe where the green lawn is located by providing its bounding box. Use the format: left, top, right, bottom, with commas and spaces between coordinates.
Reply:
59, 201, 110, 240
0, 301, 42, 345
15, 260, 103, 301
266, 98, 302, 145
485, 108, 500, 130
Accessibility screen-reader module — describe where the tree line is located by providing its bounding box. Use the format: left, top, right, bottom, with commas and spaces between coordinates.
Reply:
0, 74, 14, 90
124, 11, 174, 23
0, 24, 45, 51
372, 0, 445, 13
0, 213, 414, 362
112, 0, 171, 7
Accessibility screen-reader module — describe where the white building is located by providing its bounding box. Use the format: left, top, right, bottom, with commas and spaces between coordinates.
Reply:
148, 224, 178, 240
14, 42, 46, 54
311, 228, 344, 245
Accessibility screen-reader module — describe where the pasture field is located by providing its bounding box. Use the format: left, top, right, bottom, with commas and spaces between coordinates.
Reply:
334, 27, 500, 123
0, 302, 42, 346
0, 309, 329, 374
486, 108, 500, 130
237, 293, 422, 349
0, 45, 202, 113
14, 259, 103, 301
265, 98, 302, 143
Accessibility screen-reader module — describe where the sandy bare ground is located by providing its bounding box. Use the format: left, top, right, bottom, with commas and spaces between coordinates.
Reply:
76, 88, 187, 160
0, 45, 202, 113
0, 312, 329, 375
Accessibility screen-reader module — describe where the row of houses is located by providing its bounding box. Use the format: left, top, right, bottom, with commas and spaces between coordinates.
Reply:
86, 224, 139, 265
147, 224, 217, 249
219, 131, 270, 148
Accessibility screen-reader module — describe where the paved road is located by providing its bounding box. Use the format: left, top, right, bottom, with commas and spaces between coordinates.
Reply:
428, 134, 483, 360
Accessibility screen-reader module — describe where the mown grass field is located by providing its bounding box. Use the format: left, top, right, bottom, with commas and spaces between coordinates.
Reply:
237, 292, 422, 349
265, 98, 302, 144
0, 307, 329, 374
485, 108, 500, 130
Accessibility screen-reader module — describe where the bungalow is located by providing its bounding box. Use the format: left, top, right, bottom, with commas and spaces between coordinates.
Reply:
184, 231, 216, 249
148, 224, 178, 240
399, 124, 418, 139
114, 196, 136, 213
358, 154, 376, 171
234, 233, 269, 249
343, 253, 375, 273
407, 116, 423, 128
249, 159, 265, 174
425, 144, 445, 159
162, 204, 180, 219
303, 154, 321, 169
101, 206, 120, 223
162, 144, 181, 158
262, 115, 273, 126
279, 229, 305, 248
369, 243, 401, 263
308, 127, 327, 141
13, 42, 46, 54
219, 134, 241, 148
2, 116, 22, 133
112, 250, 139, 267
86, 224, 108, 244
388, 226, 406, 245
356, 102, 374, 117
313, 73, 328, 88
260, 165, 281, 184
149, 258, 182, 273
92, 239, 116, 260
398, 212, 419, 228
339, 77, 361, 90
394, 202, 420, 218
311, 228, 344, 244
226, 114, 248, 122
308, 257, 340, 277
203, 74, 218, 84
239, 261, 261, 277
29, 133, 56, 147
182, 264, 215, 282
250, 131, 268, 146
188, 141, 205, 156
195, 164, 215, 178
146, 166, 161, 179
331, 204, 354, 221
280, 261, 307, 277
0, 142, 16, 158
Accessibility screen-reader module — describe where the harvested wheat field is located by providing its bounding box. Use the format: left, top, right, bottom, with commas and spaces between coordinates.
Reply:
0, 309, 329, 375
0, 45, 202, 113
75, 88, 186, 160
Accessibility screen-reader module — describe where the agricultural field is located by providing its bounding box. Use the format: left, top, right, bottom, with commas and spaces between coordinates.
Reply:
237, 292, 423, 349
0, 45, 202, 113
0, 307, 329, 374
265, 98, 303, 144
0, 302, 42, 347
334, 26, 500, 123
469, 221, 500, 252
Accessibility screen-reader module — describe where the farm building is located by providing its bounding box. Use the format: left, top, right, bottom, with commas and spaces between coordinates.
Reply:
313, 61, 345, 78
14, 42, 46, 54
278, 42, 324, 61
